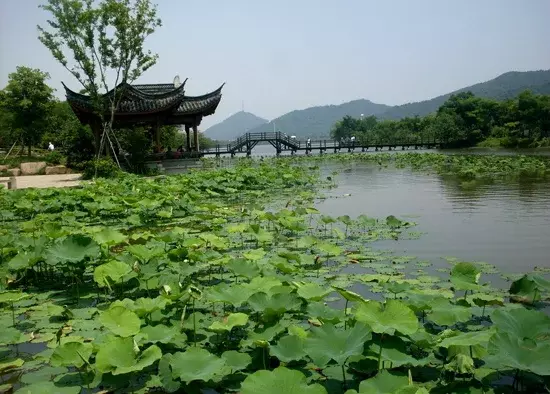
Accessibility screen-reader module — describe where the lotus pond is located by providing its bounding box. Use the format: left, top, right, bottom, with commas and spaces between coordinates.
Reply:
0, 154, 549, 394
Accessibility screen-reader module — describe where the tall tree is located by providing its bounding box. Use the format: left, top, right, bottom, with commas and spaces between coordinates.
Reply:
0, 66, 54, 156
37, 0, 162, 160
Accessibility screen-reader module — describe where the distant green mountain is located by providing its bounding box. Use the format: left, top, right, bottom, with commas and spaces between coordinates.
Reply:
378, 70, 550, 120
205, 111, 267, 140
247, 99, 391, 139
236, 69, 549, 138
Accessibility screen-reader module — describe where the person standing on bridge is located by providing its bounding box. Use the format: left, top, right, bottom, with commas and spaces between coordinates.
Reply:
307, 138, 311, 148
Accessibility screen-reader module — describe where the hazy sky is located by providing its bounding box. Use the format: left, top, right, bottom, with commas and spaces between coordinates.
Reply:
1, 0, 549, 129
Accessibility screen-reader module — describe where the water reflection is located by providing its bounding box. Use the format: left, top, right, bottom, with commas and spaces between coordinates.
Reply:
316, 163, 550, 273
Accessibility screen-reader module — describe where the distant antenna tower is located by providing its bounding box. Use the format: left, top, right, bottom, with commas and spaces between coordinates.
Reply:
173, 75, 182, 87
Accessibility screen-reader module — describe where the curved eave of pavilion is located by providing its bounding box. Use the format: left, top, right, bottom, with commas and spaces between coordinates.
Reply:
174, 83, 225, 117
63, 82, 188, 116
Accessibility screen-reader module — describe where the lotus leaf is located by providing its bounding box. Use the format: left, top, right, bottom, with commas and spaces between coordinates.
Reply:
333, 286, 365, 302
0, 291, 30, 303
93, 228, 127, 245
248, 292, 302, 316
345, 370, 409, 394
445, 353, 475, 374
450, 262, 482, 291
509, 274, 550, 302
95, 336, 161, 375
140, 324, 179, 344
100, 305, 141, 337
50, 342, 93, 368
221, 350, 251, 371
208, 313, 249, 332
240, 366, 327, 394
93, 260, 132, 288
294, 282, 332, 301
355, 300, 418, 335
491, 307, 550, 341
428, 301, 472, 326
14, 381, 80, 394
270, 335, 306, 362
206, 283, 253, 307
0, 358, 24, 373
485, 332, 550, 375
304, 322, 371, 367
169, 347, 226, 383
133, 297, 171, 316
47, 235, 100, 263
437, 329, 494, 348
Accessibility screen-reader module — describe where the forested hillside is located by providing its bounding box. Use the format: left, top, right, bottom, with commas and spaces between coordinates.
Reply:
237, 69, 550, 138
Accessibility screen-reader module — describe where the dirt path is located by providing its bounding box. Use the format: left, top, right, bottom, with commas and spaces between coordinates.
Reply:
11, 174, 83, 189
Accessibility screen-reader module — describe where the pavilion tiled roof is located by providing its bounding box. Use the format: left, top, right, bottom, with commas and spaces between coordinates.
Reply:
62, 79, 223, 119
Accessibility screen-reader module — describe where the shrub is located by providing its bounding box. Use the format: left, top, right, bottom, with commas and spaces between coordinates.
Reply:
82, 158, 122, 180
44, 150, 64, 165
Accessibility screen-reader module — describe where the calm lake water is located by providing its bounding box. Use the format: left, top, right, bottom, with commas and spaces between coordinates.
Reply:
315, 162, 550, 276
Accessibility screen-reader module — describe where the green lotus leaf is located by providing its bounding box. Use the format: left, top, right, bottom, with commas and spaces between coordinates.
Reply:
491, 307, 550, 340
0, 358, 24, 373
169, 347, 226, 383
133, 297, 171, 316
248, 292, 302, 316
466, 293, 504, 308
208, 313, 249, 332
221, 350, 251, 371
485, 331, 550, 375
368, 336, 432, 368
0, 327, 29, 345
99, 305, 141, 337
95, 336, 161, 375
304, 322, 371, 367
205, 283, 253, 307
20, 366, 68, 385
14, 381, 80, 394
346, 370, 409, 394
50, 342, 93, 368
445, 353, 475, 374
316, 241, 342, 256
243, 248, 267, 261
428, 301, 472, 326
307, 301, 345, 324
127, 244, 163, 263
333, 286, 365, 302
270, 335, 306, 363
293, 282, 332, 301
437, 329, 494, 348
227, 259, 261, 279
93, 260, 132, 288
47, 235, 100, 263
242, 277, 283, 293
93, 228, 127, 245
240, 366, 327, 394
509, 274, 550, 303
140, 324, 179, 344
0, 291, 30, 303
355, 300, 418, 336
450, 262, 482, 291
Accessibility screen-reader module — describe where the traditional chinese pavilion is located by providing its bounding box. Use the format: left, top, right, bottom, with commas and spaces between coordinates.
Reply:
62, 77, 224, 153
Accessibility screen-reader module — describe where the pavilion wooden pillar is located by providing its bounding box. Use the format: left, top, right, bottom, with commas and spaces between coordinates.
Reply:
185, 125, 191, 151
153, 120, 161, 152
193, 125, 199, 152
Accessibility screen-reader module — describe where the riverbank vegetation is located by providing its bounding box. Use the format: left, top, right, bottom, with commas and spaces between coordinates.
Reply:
331, 90, 550, 149
1, 158, 549, 393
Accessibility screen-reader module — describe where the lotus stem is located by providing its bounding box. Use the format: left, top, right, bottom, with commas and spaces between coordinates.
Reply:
341, 363, 347, 389
193, 298, 197, 347
11, 301, 16, 327
263, 347, 268, 370
377, 335, 385, 371
344, 299, 349, 329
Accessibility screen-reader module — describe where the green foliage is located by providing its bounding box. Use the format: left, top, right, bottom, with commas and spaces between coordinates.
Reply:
330, 90, 550, 148
0, 158, 549, 393
0, 66, 54, 155
82, 157, 121, 179
43, 150, 64, 165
